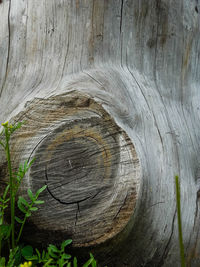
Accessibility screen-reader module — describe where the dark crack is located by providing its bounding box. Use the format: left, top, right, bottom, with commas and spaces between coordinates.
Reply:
45, 166, 101, 205
120, 0, 124, 34
193, 190, 200, 230
120, 0, 124, 66
192, 189, 200, 254
158, 210, 176, 266
28, 134, 52, 162
113, 192, 128, 220
0, 0, 11, 97
146, 201, 165, 213
75, 202, 80, 226
83, 71, 105, 88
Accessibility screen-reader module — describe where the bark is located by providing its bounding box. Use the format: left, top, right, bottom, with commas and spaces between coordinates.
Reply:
0, 0, 200, 266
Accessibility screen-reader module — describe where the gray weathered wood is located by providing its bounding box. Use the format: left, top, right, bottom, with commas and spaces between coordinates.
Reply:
0, 0, 200, 266
3, 93, 140, 248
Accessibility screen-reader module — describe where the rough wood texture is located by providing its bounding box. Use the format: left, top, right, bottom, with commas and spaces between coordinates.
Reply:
0, 0, 200, 266
2, 93, 140, 247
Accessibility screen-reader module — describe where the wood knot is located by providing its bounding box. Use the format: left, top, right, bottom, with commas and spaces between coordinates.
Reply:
5, 92, 141, 247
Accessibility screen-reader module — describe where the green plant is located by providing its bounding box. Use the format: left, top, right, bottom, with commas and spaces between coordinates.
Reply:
175, 175, 186, 267
1, 121, 24, 250
22, 240, 97, 267
0, 121, 100, 267
0, 121, 47, 266
20, 241, 97, 267
15, 185, 46, 244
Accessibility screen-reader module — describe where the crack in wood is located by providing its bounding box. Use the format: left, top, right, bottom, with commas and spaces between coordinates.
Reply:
0, 0, 11, 97
28, 133, 52, 162
192, 190, 200, 254
120, 0, 124, 34
49, 171, 89, 191
75, 202, 80, 227
158, 210, 176, 266
45, 166, 101, 205
193, 190, 200, 230
145, 201, 165, 212
83, 71, 105, 88
113, 192, 128, 220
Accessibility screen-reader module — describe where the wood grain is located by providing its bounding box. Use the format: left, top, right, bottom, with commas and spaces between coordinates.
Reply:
1, 93, 140, 247
0, 0, 200, 266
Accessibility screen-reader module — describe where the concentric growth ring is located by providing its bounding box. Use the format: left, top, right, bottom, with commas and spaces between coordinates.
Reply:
8, 92, 141, 246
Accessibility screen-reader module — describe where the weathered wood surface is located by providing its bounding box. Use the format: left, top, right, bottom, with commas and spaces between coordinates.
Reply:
0, 0, 200, 266
4, 93, 140, 248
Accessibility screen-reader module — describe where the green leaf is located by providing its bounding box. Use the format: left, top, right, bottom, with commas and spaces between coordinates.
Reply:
57, 258, 62, 266
25, 211, 31, 217
61, 239, 72, 250
23, 160, 28, 171
48, 248, 58, 258
16, 164, 23, 176
82, 257, 94, 267
89, 253, 97, 267
15, 216, 23, 224
21, 245, 33, 258
48, 244, 60, 253
7, 247, 19, 267
25, 255, 39, 261
2, 204, 8, 210
9, 121, 24, 134
36, 185, 47, 197
67, 263, 71, 267
91, 259, 97, 267
73, 257, 78, 267
43, 258, 53, 267
35, 248, 41, 261
27, 189, 35, 202
4, 198, 10, 204
29, 206, 38, 211
41, 250, 46, 260
3, 184, 9, 199
34, 200, 45, 204
0, 257, 5, 267
17, 199, 28, 214
0, 224, 11, 240
89, 253, 94, 259
28, 158, 35, 169
14, 247, 22, 266
18, 196, 29, 207
62, 254, 71, 260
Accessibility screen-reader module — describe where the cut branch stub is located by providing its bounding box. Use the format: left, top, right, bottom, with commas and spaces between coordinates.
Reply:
9, 92, 141, 247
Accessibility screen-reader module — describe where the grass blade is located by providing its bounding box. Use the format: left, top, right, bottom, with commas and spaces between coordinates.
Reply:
175, 175, 186, 267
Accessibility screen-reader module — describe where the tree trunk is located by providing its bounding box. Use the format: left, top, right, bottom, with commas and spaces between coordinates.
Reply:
0, 0, 200, 266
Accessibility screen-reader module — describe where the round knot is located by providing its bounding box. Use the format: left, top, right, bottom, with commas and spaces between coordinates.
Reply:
8, 92, 141, 246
